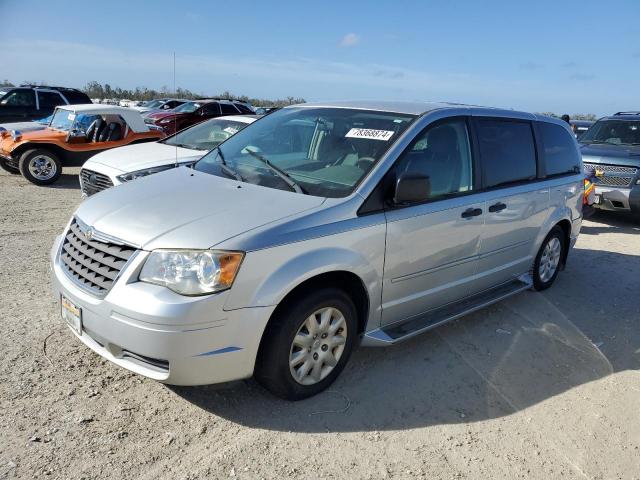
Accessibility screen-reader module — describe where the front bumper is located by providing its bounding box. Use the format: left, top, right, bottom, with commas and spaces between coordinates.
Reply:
50, 234, 275, 385
593, 184, 640, 214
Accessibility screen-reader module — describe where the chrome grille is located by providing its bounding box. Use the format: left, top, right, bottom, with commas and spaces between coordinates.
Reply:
583, 163, 638, 175
80, 169, 114, 196
583, 162, 638, 188
60, 219, 136, 295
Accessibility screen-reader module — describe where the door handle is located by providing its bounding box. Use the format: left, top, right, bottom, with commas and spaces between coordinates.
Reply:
488, 202, 507, 213
461, 207, 483, 218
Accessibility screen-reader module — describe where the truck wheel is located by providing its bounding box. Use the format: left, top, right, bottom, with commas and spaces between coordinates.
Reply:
0, 158, 20, 174
255, 288, 358, 400
18, 149, 62, 185
532, 226, 565, 291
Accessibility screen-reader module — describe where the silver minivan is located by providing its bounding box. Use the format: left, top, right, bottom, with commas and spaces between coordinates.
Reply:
51, 101, 583, 400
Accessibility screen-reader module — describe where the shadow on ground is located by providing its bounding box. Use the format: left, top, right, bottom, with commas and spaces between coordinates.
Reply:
172, 236, 640, 432
48, 173, 81, 190
581, 210, 640, 234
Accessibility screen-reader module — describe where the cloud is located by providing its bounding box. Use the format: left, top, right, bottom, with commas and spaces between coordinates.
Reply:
568, 73, 595, 81
519, 62, 544, 70
339, 33, 360, 47
561, 61, 578, 68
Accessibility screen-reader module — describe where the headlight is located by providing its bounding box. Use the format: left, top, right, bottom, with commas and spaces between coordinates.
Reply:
139, 250, 244, 295
10, 129, 22, 141
116, 164, 182, 182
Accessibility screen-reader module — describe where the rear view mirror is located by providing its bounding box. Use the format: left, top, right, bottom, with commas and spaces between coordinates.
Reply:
393, 172, 431, 205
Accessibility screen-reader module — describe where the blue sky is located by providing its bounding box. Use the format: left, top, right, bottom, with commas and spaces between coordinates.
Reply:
1, 0, 639, 115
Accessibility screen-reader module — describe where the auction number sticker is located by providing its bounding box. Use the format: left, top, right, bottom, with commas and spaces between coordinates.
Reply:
223, 127, 239, 134
67, 113, 76, 121
345, 128, 394, 141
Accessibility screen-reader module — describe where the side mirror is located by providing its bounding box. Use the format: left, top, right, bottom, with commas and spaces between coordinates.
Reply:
393, 172, 431, 205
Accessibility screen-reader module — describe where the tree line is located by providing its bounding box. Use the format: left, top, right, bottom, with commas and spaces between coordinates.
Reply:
0, 80, 305, 107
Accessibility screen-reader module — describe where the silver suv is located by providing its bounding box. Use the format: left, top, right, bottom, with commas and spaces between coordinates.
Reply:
51, 101, 583, 400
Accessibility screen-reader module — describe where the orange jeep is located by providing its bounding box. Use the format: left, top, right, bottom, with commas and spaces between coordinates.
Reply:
0, 104, 164, 185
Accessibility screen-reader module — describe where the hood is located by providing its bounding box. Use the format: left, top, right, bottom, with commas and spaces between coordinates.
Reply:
85, 141, 204, 173
74, 167, 326, 250
0, 121, 48, 133
580, 143, 640, 168
147, 111, 186, 121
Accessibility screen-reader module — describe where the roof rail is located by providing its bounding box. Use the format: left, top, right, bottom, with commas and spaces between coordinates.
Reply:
613, 111, 640, 116
19, 84, 78, 91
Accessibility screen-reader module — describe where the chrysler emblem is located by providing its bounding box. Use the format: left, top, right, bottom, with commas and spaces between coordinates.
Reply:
84, 227, 95, 241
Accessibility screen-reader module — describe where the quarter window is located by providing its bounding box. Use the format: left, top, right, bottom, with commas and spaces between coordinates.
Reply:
477, 119, 537, 188
539, 122, 581, 176
394, 118, 473, 199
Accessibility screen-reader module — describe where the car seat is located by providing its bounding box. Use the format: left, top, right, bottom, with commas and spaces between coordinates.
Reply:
98, 122, 123, 142
85, 118, 105, 142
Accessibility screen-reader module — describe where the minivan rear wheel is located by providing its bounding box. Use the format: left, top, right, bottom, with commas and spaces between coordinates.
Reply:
255, 288, 358, 400
532, 226, 565, 291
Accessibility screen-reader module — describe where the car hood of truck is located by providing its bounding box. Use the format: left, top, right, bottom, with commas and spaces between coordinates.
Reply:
73, 166, 326, 250
580, 143, 640, 168
84, 141, 204, 173
146, 111, 186, 122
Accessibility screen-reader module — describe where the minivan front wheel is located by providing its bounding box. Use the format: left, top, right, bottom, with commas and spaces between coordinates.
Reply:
255, 288, 357, 400
533, 226, 565, 290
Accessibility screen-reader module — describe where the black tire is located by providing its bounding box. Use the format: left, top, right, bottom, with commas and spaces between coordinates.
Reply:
18, 149, 62, 185
0, 158, 19, 174
255, 288, 358, 400
532, 226, 565, 291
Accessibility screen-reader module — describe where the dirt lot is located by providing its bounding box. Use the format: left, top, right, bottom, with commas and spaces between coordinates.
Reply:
1, 168, 639, 480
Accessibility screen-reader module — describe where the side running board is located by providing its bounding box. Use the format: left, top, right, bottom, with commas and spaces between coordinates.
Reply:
363, 275, 533, 346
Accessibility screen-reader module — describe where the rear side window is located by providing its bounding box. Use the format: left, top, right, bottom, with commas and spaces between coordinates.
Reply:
476, 119, 537, 188
235, 103, 253, 114
220, 103, 239, 114
38, 91, 66, 108
539, 122, 581, 176
201, 103, 221, 115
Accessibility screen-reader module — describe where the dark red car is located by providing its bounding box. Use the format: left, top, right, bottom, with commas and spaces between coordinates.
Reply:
144, 99, 254, 135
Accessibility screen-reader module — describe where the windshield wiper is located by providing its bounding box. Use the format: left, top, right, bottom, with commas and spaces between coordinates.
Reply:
244, 149, 306, 194
215, 146, 244, 182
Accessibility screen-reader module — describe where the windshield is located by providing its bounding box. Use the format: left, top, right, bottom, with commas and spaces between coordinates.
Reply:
173, 102, 201, 113
194, 107, 415, 197
49, 109, 77, 131
580, 119, 640, 145
162, 118, 251, 150
142, 99, 164, 109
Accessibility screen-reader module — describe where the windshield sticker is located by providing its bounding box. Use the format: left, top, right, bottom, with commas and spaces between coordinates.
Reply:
67, 113, 76, 121
345, 128, 394, 141
223, 127, 239, 134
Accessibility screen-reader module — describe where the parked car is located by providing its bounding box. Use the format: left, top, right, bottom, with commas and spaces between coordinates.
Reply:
145, 99, 254, 135
0, 85, 91, 123
570, 119, 594, 138
133, 98, 188, 114
51, 101, 583, 400
0, 104, 163, 184
579, 111, 640, 216
79, 115, 258, 196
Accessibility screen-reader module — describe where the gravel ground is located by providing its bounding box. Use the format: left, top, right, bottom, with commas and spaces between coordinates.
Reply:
1, 168, 639, 480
